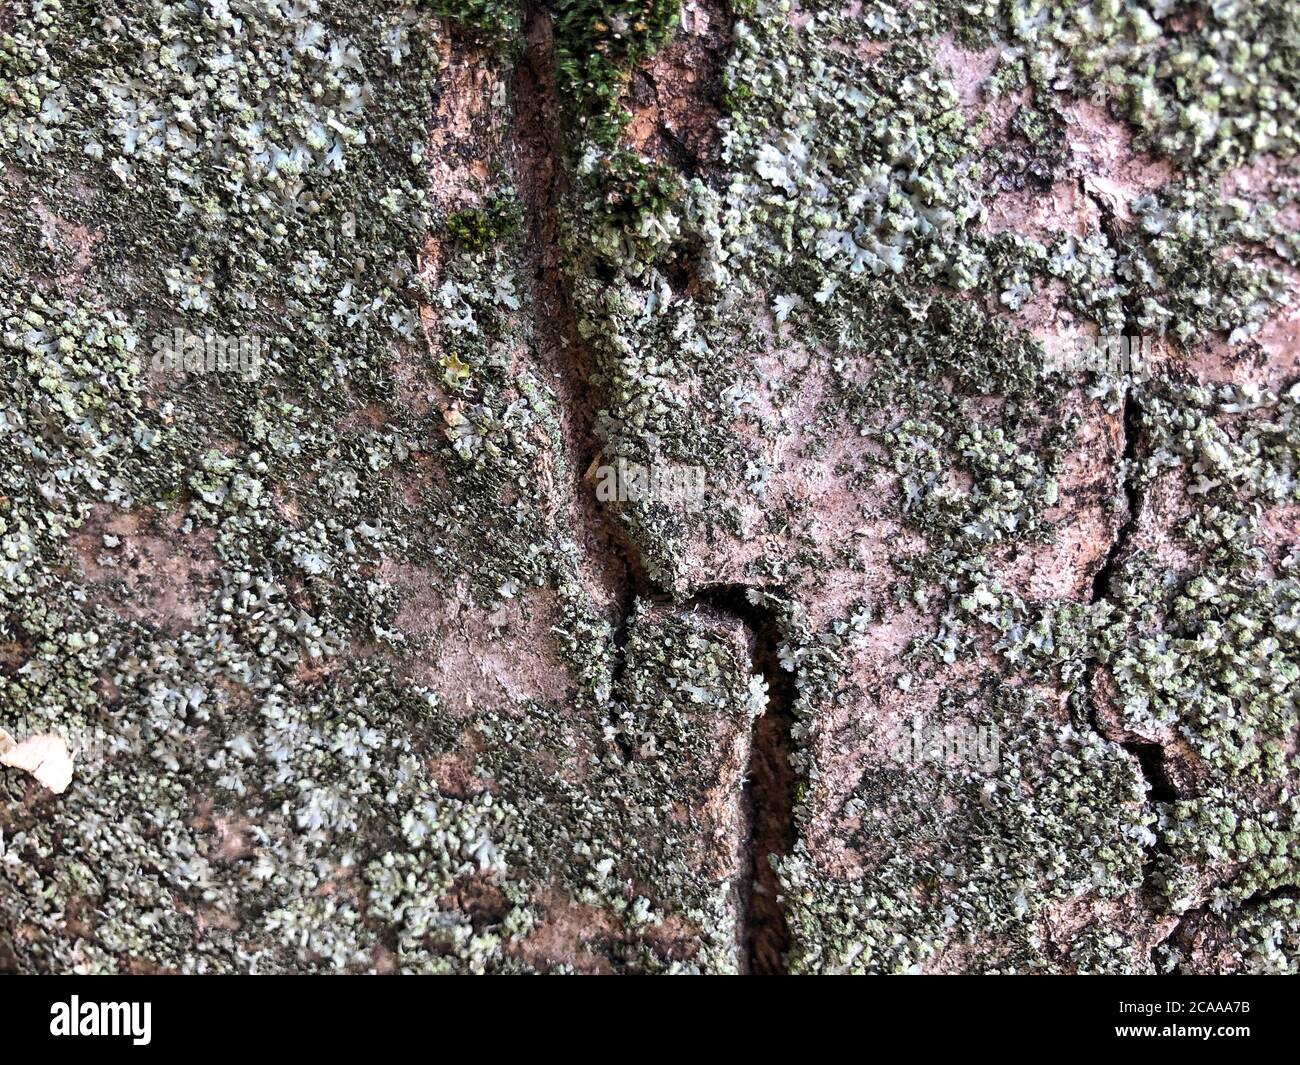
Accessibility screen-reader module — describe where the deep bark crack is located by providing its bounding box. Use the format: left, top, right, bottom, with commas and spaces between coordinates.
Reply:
1081, 175, 1144, 610
513, 5, 646, 606
1083, 386, 1177, 922
1066, 287, 1180, 931
1089, 386, 1142, 604
515, 3, 793, 974
1074, 183, 1181, 935
691, 585, 797, 975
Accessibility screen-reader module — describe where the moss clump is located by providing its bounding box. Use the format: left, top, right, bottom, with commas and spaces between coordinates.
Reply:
552, 0, 680, 145
585, 146, 680, 226
423, 0, 523, 41
445, 193, 523, 253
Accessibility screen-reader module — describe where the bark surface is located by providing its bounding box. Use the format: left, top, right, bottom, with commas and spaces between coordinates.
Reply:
0, 0, 1297, 973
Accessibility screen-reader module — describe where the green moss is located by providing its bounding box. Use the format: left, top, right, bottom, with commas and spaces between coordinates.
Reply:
423, 0, 522, 41
445, 193, 523, 253
585, 147, 680, 226
552, 0, 680, 145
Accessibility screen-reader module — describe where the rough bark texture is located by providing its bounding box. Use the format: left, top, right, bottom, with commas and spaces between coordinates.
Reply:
0, 0, 1297, 973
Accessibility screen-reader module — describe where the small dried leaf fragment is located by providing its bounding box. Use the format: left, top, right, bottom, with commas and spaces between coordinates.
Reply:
0, 729, 75, 794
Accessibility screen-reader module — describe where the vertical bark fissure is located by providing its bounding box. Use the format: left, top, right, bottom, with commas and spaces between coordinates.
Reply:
691, 585, 796, 975
1075, 188, 1179, 939
514, 5, 794, 974
1080, 172, 1144, 612
1083, 384, 1177, 918
1089, 386, 1142, 606
513, 4, 647, 610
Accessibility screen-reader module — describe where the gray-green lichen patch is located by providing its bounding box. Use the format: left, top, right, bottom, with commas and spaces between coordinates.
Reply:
980, 0, 1300, 171
554, 0, 1299, 972
0, 0, 768, 974
1157, 893, 1300, 974
778, 678, 1151, 973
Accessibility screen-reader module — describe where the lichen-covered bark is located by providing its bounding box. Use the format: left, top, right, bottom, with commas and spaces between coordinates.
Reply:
0, 0, 1296, 974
